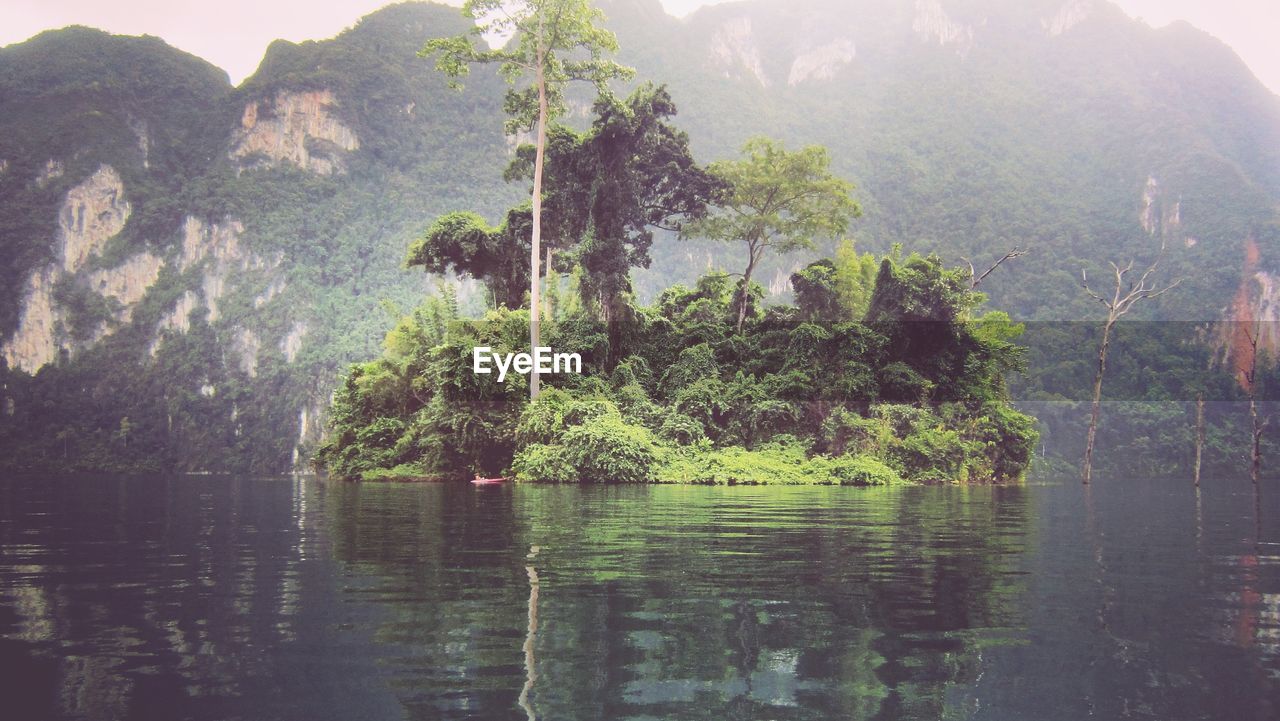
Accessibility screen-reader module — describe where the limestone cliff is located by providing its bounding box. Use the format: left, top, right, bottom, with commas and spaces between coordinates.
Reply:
1139, 175, 1196, 249
229, 90, 360, 175
1219, 237, 1280, 389
87, 252, 164, 325
709, 17, 770, 87
788, 40, 856, 86
281, 321, 308, 364
3, 165, 155, 373
58, 166, 131, 273
1043, 0, 1096, 37
156, 216, 283, 332
912, 0, 975, 54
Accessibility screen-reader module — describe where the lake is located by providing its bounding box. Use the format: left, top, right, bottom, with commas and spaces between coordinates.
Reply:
0, 475, 1276, 720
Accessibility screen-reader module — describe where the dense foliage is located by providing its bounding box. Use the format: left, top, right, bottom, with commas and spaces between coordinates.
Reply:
318, 247, 1039, 483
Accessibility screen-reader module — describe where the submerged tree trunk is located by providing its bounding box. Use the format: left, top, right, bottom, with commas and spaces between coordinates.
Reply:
1250, 395, 1262, 485
1078, 250, 1181, 484
1194, 395, 1205, 487
1083, 319, 1114, 485
1244, 319, 1264, 487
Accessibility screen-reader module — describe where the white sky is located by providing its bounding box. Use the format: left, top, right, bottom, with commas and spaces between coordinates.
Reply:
0, 1, 1276, 96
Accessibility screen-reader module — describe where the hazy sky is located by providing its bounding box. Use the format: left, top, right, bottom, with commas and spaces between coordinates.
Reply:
1, 1, 1276, 95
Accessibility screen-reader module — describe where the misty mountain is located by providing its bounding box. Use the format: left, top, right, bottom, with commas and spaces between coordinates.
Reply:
0, 0, 1276, 473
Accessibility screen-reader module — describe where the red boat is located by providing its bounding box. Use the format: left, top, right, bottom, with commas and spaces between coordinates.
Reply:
471, 476, 509, 485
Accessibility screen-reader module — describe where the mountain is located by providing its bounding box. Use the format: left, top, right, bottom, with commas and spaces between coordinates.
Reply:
606, 0, 1280, 319
0, 3, 518, 473
0, 0, 1277, 473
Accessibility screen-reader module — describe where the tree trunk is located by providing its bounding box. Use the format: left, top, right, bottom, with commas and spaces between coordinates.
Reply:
736, 246, 759, 334
1083, 317, 1114, 484
1250, 395, 1262, 485
544, 245, 554, 321
529, 49, 549, 401
1194, 395, 1205, 487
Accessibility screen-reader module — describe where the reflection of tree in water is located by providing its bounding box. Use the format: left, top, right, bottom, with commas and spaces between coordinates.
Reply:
318, 482, 533, 721
317, 484, 1033, 720
510, 485, 1032, 721
6, 478, 1274, 720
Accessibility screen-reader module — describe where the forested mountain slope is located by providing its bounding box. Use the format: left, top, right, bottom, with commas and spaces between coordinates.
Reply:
1, 0, 1277, 473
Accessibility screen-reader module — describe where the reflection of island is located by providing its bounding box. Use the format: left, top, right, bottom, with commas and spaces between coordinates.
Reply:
319, 483, 1033, 720
8, 477, 1273, 720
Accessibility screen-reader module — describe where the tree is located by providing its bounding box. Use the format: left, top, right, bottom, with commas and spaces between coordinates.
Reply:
791, 259, 841, 321
832, 239, 880, 319
423, 0, 633, 399
1241, 318, 1268, 486
406, 207, 532, 309
1079, 244, 1182, 484
962, 247, 1029, 290
682, 137, 859, 332
507, 84, 721, 324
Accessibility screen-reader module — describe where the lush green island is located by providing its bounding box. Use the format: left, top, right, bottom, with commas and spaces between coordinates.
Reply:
317, 255, 1037, 484
317, 77, 1037, 484
316, 2, 1038, 485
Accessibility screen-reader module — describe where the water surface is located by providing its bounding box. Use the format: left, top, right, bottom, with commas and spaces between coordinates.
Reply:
0, 476, 1276, 720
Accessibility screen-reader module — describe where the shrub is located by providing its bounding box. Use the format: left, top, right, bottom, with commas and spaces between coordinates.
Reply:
560, 415, 659, 483
514, 389, 614, 446
823, 455, 903, 486
658, 410, 705, 445
968, 403, 1039, 482
893, 426, 972, 483
512, 443, 577, 483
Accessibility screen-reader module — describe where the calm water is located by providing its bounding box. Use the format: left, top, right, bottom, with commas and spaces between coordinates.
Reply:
0, 476, 1276, 721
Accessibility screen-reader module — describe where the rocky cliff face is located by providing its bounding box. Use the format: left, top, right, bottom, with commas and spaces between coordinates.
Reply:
2, 165, 149, 373
709, 17, 770, 87
57, 166, 131, 273
912, 0, 975, 54
1043, 0, 1096, 36
0, 166, 298, 379
1219, 237, 1280, 388
788, 39, 857, 86
88, 252, 163, 324
230, 90, 360, 175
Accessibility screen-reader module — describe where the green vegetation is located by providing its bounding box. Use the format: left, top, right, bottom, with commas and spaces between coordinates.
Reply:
682, 137, 860, 331
423, 0, 634, 399
0, 4, 519, 475
321, 31, 1038, 485
319, 242, 1038, 484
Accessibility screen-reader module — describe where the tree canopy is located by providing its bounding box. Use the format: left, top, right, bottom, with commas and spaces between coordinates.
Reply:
506, 83, 722, 321
406, 207, 533, 310
681, 137, 861, 331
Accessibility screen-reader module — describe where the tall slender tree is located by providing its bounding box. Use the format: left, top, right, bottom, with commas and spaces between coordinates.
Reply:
1079, 242, 1181, 484
423, 0, 632, 399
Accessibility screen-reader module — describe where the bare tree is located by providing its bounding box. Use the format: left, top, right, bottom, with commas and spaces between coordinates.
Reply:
1080, 243, 1182, 484
1194, 394, 1205, 487
963, 246, 1029, 290
1242, 318, 1268, 486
